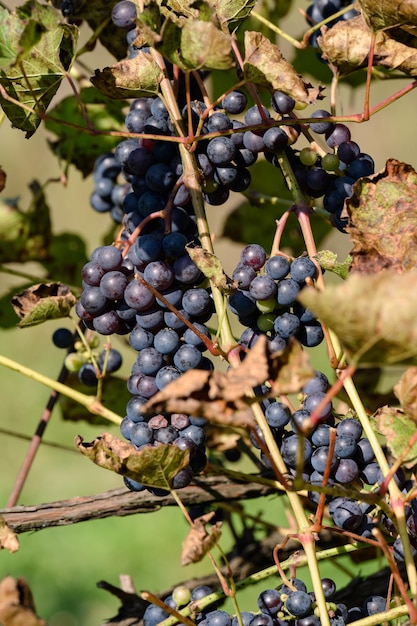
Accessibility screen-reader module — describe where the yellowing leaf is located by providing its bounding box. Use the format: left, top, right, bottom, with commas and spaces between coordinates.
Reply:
298, 271, 417, 365
243, 31, 323, 104
181, 512, 222, 565
75, 433, 190, 488
373, 406, 417, 468
319, 15, 417, 77
11, 282, 76, 327
91, 51, 163, 99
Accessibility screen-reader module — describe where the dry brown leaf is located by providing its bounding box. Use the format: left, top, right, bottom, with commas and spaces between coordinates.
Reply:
346, 159, 417, 273
0, 577, 46, 626
11, 282, 76, 327
181, 512, 222, 565
394, 367, 417, 422
243, 32, 324, 103
319, 15, 417, 77
75, 433, 189, 488
0, 518, 19, 554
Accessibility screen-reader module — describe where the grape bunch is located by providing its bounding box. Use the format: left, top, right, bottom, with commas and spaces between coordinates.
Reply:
231, 244, 324, 351
142, 579, 390, 626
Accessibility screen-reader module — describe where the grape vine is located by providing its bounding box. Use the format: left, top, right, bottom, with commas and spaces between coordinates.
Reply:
1, 0, 417, 624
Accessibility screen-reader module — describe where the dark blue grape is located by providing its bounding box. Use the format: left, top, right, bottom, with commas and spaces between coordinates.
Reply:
309, 110, 334, 134
330, 498, 363, 530
98, 348, 122, 373
285, 591, 312, 617
174, 344, 203, 372
280, 434, 312, 468
52, 327, 73, 349
257, 589, 282, 615
336, 418, 362, 441
206, 137, 236, 165
325, 124, 351, 148
335, 435, 357, 458
271, 91, 295, 114
135, 347, 165, 376
93, 310, 122, 335
143, 603, 170, 626
222, 90, 247, 114
155, 365, 181, 389
265, 255, 290, 280
111, 0, 137, 28
249, 276, 277, 300
265, 402, 291, 429
276, 278, 300, 306
274, 312, 300, 339
290, 257, 317, 282
297, 322, 324, 347
78, 363, 98, 386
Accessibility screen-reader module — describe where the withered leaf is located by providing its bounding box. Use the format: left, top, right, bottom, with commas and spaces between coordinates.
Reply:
314, 250, 352, 279
394, 367, 417, 422
181, 512, 222, 565
0, 518, 18, 554
373, 406, 417, 468
357, 0, 417, 39
143, 336, 313, 424
0, 577, 46, 626
319, 15, 417, 77
75, 433, 189, 488
243, 31, 323, 104
299, 270, 417, 365
91, 51, 163, 99
186, 245, 237, 293
11, 282, 76, 327
346, 159, 417, 274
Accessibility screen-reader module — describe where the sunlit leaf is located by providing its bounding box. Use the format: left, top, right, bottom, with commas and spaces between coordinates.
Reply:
347, 159, 417, 273
299, 270, 417, 365
91, 50, 163, 99
75, 433, 190, 488
11, 282, 76, 327
0, 2, 78, 136
243, 31, 323, 104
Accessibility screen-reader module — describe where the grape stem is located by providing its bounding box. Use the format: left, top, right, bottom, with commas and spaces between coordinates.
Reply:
0, 353, 122, 425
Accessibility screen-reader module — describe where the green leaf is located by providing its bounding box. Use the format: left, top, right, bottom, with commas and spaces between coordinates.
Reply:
315, 250, 352, 279
298, 270, 417, 365
373, 406, 417, 468
0, 1, 78, 136
11, 282, 77, 327
243, 31, 323, 104
75, 433, 190, 488
91, 50, 163, 99
45, 88, 127, 177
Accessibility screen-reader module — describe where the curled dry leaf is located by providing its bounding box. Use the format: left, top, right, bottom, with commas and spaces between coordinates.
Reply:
0, 517, 19, 554
298, 270, 417, 366
394, 367, 417, 422
357, 0, 417, 38
91, 50, 163, 99
319, 15, 417, 77
373, 406, 417, 469
346, 159, 417, 274
0, 576, 46, 626
143, 336, 313, 424
75, 433, 190, 488
181, 512, 222, 565
243, 31, 323, 104
11, 282, 76, 327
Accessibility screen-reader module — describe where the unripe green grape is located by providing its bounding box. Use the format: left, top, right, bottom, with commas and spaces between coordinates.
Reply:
257, 312, 275, 332
172, 585, 191, 607
300, 147, 318, 166
322, 153, 340, 171
64, 352, 88, 372
294, 101, 308, 111
256, 296, 276, 313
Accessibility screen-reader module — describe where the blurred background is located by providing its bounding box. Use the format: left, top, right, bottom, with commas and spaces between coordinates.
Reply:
0, 0, 415, 623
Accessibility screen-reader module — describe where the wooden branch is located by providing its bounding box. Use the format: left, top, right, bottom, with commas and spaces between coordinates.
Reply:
0, 476, 277, 534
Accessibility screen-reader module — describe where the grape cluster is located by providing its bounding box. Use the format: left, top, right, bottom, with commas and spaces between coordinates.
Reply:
231, 244, 324, 351
142, 579, 390, 626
